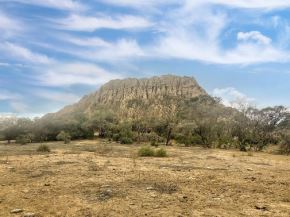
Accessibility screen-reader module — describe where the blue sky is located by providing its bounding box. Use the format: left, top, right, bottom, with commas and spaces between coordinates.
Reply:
1, 0, 290, 117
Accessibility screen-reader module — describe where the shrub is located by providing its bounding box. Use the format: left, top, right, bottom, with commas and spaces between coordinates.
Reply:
120, 137, 133, 144
56, 131, 71, 144
16, 135, 31, 145
138, 146, 155, 157
155, 148, 167, 157
150, 140, 159, 147
175, 134, 203, 146
112, 133, 120, 141
277, 132, 290, 155
37, 144, 51, 152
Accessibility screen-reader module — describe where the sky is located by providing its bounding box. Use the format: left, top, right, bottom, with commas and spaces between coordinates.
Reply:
1, 0, 290, 117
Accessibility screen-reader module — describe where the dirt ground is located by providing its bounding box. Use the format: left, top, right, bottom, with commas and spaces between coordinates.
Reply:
0, 140, 289, 217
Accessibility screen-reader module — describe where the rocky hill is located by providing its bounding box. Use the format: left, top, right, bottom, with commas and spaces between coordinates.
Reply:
44, 75, 210, 120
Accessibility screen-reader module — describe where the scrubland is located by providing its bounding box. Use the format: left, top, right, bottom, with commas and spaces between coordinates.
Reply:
0, 140, 289, 217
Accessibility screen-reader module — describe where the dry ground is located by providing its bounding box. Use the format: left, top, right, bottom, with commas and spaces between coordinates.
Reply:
0, 140, 289, 217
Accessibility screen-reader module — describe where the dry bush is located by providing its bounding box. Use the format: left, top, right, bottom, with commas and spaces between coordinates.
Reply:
138, 146, 155, 157
155, 148, 167, 157
37, 144, 50, 152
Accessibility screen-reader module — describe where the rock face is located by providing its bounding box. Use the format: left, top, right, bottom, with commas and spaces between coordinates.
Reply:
43, 75, 208, 120
94, 75, 207, 104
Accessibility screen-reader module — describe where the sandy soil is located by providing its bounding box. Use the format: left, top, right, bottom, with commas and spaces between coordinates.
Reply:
0, 140, 289, 217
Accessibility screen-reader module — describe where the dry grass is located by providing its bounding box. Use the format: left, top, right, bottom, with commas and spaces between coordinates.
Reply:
0, 140, 289, 217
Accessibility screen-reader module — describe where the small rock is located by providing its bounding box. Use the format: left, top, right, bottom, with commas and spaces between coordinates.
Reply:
7, 166, 15, 171
150, 193, 157, 198
129, 202, 135, 205
99, 189, 113, 201
247, 168, 254, 171
44, 183, 50, 186
179, 195, 188, 202
23, 212, 36, 217
11, 209, 23, 214
146, 187, 154, 191
255, 205, 268, 211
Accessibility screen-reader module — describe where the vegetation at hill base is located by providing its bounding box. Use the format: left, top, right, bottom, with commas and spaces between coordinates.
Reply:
0, 76, 290, 155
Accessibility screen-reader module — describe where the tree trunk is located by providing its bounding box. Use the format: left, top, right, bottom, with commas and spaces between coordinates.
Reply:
166, 127, 172, 146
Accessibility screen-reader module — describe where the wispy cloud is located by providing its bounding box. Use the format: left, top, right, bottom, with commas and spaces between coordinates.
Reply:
56, 14, 153, 32
33, 90, 81, 104
237, 31, 272, 45
0, 90, 21, 101
0, 42, 54, 64
1, 0, 86, 11
0, 89, 29, 113
35, 63, 122, 86
213, 87, 256, 109
66, 36, 111, 47
202, 0, 290, 9
147, 4, 290, 64
99, 0, 290, 10
10, 101, 29, 113
0, 11, 23, 37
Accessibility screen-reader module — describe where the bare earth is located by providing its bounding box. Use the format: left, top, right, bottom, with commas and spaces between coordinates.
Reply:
0, 140, 289, 217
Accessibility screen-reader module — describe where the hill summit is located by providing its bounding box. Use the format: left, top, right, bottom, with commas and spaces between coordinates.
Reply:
46, 75, 209, 120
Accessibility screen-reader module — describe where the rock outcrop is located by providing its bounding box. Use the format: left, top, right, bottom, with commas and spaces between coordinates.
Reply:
43, 75, 209, 120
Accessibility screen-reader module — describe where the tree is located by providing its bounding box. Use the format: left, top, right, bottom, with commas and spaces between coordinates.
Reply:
280, 131, 290, 155
56, 131, 71, 144
161, 96, 180, 146
127, 99, 148, 143
16, 134, 31, 145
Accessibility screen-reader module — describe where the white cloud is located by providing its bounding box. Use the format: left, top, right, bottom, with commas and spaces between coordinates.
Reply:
99, 0, 290, 10
10, 101, 29, 113
213, 87, 255, 109
0, 42, 54, 64
147, 4, 290, 64
204, 0, 290, 9
36, 63, 122, 86
83, 39, 145, 61
97, 0, 178, 9
237, 31, 272, 45
56, 14, 153, 32
66, 36, 111, 47
0, 90, 21, 101
0, 11, 22, 37
33, 90, 81, 104
46, 36, 145, 62
0, 62, 10, 67
2, 0, 86, 11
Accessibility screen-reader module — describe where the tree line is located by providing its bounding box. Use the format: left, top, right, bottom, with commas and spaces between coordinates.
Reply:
0, 95, 290, 154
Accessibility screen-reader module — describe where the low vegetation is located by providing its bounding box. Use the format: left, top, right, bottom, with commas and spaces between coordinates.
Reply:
138, 146, 167, 157
36, 144, 51, 153
138, 146, 155, 157
1, 95, 290, 155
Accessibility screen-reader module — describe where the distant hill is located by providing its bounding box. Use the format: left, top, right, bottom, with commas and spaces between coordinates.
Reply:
43, 75, 216, 121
